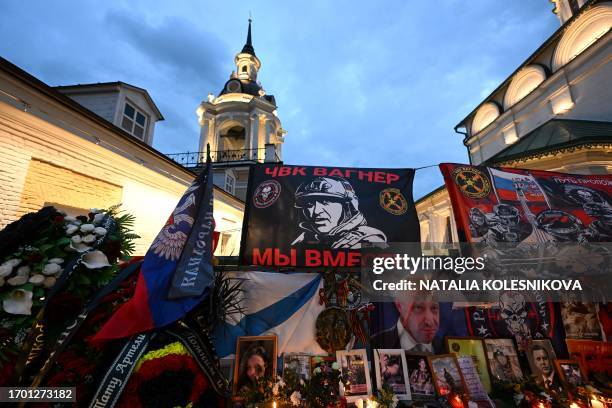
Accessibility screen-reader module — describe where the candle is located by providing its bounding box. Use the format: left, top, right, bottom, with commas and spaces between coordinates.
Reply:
569, 403, 580, 408
450, 395, 465, 408
590, 398, 604, 408
273, 402, 277, 408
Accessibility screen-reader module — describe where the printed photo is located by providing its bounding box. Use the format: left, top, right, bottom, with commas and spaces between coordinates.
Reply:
233, 335, 277, 398
526, 339, 561, 392
283, 352, 311, 381
405, 353, 436, 400
483, 338, 523, 383
373, 349, 411, 400
561, 301, 603, 340
555, 359, 587, 391
427, 354, 468, 397
446, 337, 492, 392
337, 349, 372, 402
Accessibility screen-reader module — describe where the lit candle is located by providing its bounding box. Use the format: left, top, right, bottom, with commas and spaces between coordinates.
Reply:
590, 398, 604, 408
569, 403, 579, 408
272, 402, 277, 408
450, 395, 464, 408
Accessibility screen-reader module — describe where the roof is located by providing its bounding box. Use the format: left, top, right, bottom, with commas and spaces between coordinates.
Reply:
486, 119, 612, 164
241, 19, 256, 56
217, 78, 277, 105
454, 0, 598, 139
54, 81, 164, 120
0, 57, 186, 175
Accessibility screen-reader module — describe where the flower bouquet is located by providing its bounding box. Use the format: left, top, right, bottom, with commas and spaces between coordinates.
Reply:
0, 205, 138, 385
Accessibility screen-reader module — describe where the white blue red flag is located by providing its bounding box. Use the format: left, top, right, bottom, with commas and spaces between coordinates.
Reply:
94, 160, 215, 341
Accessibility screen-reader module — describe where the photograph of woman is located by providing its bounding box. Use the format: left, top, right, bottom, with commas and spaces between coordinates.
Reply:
233, 336, 277, 398
483, 339, 523, 384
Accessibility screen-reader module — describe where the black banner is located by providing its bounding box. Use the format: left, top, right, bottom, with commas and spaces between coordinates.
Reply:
240, 164, 419, 268
88, 333, 154, 408
166, 323, 229, 397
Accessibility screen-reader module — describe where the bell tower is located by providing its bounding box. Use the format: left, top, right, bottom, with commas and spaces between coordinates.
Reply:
195, 19, 286, 200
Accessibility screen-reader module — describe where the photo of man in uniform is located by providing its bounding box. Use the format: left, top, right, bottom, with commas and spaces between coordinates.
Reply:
292, 176, 386, 249
372, 292, 440, 353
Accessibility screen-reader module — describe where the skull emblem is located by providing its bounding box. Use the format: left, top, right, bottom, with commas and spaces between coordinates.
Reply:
499, 292, 528, 336
260, 185, 272, 201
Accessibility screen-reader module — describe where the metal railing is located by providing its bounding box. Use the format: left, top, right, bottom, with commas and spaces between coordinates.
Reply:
165, 149, 264, 167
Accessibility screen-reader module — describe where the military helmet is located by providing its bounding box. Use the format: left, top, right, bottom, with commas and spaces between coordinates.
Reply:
295, 177, 359, 213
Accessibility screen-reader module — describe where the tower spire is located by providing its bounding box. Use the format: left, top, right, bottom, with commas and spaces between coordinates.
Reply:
241, 18, 256, 56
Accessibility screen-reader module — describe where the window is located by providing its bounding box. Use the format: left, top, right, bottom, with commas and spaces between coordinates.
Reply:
224, 172, 235, 195
121, 102, 147, 140
241, 65, 247, 73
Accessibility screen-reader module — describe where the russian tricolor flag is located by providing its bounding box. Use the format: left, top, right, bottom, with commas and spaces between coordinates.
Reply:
489, 168, 547, 203
94, 159, 216, 342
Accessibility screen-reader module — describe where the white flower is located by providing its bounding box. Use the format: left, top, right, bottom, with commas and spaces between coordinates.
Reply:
69, 241, 91, 252
355, 399, 364, 408
0, 264, 12, 278
71, 235, 82, 244
4, 259, 21, 268
93, 213, 105, 225
290, 391, 301, 406
313, 367, 322, 374
391, 394, 399, 408
272, 382, 280, 396
299, 379, 305, 386
64, 216, 77, 223
48, 258, 64, 264
331, 362, 340, 370
29, 274, 45, 285
80, 223, 95, 233
16, 266, 30, 276
2, 289, 33, 315
43, 276, 57, 288
7, 275, 28, 286
82, 234, 96, 244
93, 227, 107, 236
43, 263, 62, 275
65, 224, 79, 235
82, 251, 111, 269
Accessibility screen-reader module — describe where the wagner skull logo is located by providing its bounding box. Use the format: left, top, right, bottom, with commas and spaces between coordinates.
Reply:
499, 292, 529, 336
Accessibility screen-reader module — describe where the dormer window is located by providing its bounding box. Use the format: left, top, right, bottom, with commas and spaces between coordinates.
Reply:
242, 65, 247, 73
121, 101, 147, 140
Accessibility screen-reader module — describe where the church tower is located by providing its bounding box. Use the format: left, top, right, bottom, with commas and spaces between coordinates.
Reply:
196, 19, 286, 200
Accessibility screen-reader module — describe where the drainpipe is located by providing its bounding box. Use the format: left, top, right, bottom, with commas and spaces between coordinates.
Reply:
454, 124, 472, 165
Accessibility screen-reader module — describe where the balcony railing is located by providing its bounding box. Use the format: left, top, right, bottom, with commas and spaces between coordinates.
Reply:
166, 149, 265, 167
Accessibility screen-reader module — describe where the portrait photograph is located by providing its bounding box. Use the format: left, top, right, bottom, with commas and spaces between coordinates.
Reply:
561, 301, 603, 340
373, 349, 411, 400
483, 338, 523, 383
283, 352, 311, 381
232, 335, 278, 398
446, 336, 492, 392
427, 354, 468, 397
405, 353, 436, 400
337, 349, 372, 402
556, 359, 587, 391
526, 339, 561, 392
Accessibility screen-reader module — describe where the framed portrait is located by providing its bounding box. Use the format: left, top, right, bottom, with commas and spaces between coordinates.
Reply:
561, 302, 603, 340
482, 338, 523, 383
525, 339, 560, 391
555, 359, 587, 392
405, 353, 436, 400
336, 349, 372, 402
446, 336, 492, 393
283, 352, 311, 381
427, 354, 469, 397
232, 335, 277, 398
373, 349, 411, 400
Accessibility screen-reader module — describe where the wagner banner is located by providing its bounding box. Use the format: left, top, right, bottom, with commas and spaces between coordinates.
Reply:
240, 164, 419, 267
439, 163, 612, 244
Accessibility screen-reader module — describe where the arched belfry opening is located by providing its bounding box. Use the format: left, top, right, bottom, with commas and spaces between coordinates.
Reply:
219, 125, 247, 151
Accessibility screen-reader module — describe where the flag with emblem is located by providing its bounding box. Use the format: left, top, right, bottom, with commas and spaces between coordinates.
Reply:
94, 157, 216, 341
